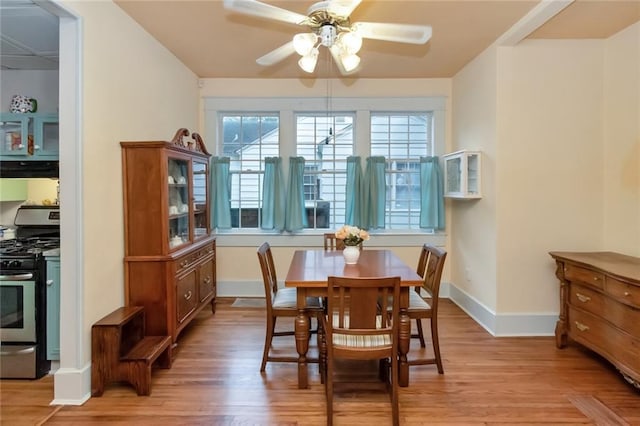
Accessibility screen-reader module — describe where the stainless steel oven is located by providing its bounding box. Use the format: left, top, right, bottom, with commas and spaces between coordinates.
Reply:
0, 206, 58, 379
0, 275, 37, 342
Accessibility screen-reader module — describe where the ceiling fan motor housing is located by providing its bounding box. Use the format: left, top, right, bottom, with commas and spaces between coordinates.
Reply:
319, 25, 337, 47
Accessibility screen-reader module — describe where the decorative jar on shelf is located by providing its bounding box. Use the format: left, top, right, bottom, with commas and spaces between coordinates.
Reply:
343, 245, 360, 264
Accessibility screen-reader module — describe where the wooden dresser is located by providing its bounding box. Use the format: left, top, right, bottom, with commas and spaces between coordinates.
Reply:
549, 251, 640, 388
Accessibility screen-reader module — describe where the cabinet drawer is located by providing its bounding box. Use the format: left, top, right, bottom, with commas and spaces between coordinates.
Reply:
198, 258, 215, 303
605, 276, 640, 309
176, 270, 197, 323
569, 284, 605, 317
564, 264, 604, 289
570, 284, 640, 338
569, 307, 640, 376
175, 244, 215, 274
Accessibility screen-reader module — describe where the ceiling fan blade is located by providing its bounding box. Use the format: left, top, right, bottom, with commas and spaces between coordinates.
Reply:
223, 0, 308, 25
256, 41, 296, 66
327, 0, 362, 18
352, 22, 432, 44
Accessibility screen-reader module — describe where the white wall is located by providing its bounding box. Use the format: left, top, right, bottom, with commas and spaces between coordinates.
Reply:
56, 0, 199, 402
1, 70, 59, 113
451, 25, 639, 335
603, 22, 640, 256
496, 40, 605, 315
451, 45, 499, 314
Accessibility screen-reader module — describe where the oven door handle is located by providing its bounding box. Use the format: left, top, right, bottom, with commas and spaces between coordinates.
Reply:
0, 273, 34, 281
0, 346, 36, 356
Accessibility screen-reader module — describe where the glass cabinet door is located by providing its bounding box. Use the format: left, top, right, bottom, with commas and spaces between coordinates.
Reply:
445, 156, 462, 194
0, 114, 29, 156
33, 115, 59, 158
168, 157, 190, 249
192, 160, 209, 240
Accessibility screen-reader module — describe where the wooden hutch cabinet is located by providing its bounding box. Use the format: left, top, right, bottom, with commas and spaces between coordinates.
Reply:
121, 129, 216, 345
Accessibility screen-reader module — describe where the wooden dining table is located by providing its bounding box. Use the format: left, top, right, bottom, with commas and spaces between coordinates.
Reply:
284, 249, 423, 389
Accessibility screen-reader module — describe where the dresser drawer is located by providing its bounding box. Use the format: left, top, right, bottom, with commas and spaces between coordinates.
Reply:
564, 264, 604, 289
176, 270, 197, 323
569, 307, 640, 376
570, 284, 640, 338
198, 258, 215, 303
569, 284, 605, 317
175, 243, 215, 274
605, 276, 640, 309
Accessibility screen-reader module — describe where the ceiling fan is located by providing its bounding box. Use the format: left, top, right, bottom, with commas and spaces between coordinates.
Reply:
223, 0, 432, 75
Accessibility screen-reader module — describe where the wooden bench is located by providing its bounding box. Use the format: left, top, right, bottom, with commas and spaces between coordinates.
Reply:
91, 306, 172, 396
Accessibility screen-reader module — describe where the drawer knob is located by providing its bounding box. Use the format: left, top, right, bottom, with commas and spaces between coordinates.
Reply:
593, 276, 599, 281
184, 290, 192, 300
624, 291, 631, 297
575, 321, 589, 332
576, 293, 591, 303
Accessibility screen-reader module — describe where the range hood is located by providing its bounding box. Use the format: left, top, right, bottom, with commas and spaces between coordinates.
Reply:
0, 161, 59, 178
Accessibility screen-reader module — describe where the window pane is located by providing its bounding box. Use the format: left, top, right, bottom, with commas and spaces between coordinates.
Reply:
370, 113, 433, 229
296, 114, 354, 229
222, 114, 279, 228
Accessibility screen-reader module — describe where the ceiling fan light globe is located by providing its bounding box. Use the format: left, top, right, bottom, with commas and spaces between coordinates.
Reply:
338, 31, 362, 54
340, 53, 360, 72
299, 49, 319, 73
293, 33, 317, 56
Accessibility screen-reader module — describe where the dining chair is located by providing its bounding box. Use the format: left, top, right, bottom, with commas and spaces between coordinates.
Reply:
323, 233, 345, 250
408, 244, 447, 373
257, 242, 323, 372
323, 275, 401, 426
323, 233, 363, 250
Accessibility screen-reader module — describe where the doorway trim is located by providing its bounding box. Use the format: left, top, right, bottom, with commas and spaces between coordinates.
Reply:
36, 0, 88, 405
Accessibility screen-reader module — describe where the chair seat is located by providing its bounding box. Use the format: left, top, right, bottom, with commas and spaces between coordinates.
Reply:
408, 291, 431, 311
272, 287, 322, 310
332, 332, 391, 348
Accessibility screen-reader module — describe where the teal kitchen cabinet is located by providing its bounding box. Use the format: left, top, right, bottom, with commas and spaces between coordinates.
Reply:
0, 113, 58, 160
44, 250, 60, 360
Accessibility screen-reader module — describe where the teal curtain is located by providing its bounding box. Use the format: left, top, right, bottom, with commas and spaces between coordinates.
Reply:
285, 156, 308, 232
210, 156, 231, 229
261, 156, 285, 231
420, 156, 445, 230
345, 156, 364, 227
363, 156, 386, 229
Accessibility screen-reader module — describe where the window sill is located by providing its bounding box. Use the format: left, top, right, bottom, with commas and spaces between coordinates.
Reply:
213, 230, 447, 247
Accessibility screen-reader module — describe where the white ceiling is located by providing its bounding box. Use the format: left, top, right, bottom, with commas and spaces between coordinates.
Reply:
0, 0, 59, 70
2, 0, 639, 78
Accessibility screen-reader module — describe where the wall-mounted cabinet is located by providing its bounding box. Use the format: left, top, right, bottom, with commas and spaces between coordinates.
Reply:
443, 150, 482, 199
0, 113, 58, 160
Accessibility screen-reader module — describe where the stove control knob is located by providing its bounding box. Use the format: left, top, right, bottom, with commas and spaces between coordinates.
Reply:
10, 260, 21, 267
1, 260, 9, 268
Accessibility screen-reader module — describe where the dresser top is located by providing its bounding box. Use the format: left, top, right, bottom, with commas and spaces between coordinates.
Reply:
549, 251, 640, 283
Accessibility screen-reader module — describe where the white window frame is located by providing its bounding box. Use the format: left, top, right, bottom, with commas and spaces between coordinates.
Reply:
204, 96, 447, 247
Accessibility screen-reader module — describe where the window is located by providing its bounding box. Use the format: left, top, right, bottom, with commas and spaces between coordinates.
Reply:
221, 114, 279, 228
207, 96, 445, 238
371, 113, 433, 229
296, 114, 354, 229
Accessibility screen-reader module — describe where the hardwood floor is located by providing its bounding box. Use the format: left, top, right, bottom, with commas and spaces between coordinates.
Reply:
1, 298, 638, 425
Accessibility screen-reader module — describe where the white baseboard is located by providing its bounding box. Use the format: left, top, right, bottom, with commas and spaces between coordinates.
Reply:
447, 284, 557, 337
51, 363, 91, 406
218, 280, 264, 297
218, 280, 556, 337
